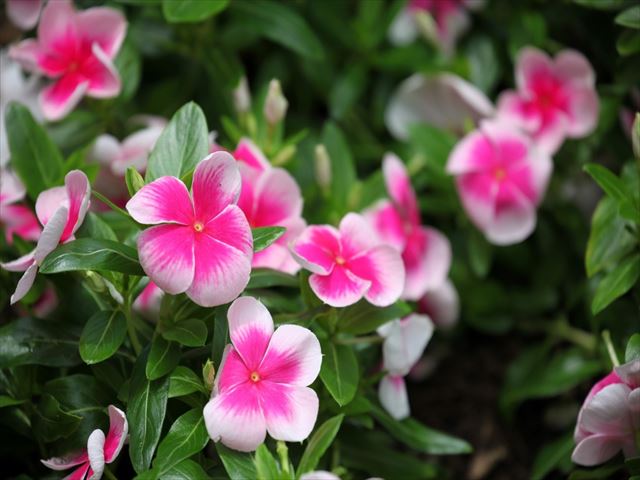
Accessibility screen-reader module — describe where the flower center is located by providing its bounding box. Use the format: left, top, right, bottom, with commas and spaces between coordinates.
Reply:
335, 256, 346, 265
193, 221, 204, 232
493, 167, 507, 182
250, 371, 260, 383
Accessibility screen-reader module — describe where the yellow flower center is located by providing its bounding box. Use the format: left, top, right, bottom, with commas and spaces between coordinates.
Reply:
494, 167, 507, 182
193, 222, 204, 232
250, 372, 260, 383
335, 256, 346, 265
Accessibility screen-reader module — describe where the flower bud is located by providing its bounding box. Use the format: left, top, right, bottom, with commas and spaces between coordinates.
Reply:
632, 113, 640, 161
314, 144, 331, 192
202, 359, 216, 392
233, 76, 251, 115
264, 79, 288, 126
125, 166, 145, 196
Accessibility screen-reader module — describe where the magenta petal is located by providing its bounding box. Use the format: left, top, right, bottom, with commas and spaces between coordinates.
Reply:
554, 49, 595, 87
262, 383, 319, 442
84, 44, 121, 98
40, 75, 88, 121
364, 200, 407, 251
103, 406, 127, 463
1, 204, 41, 244
59, 170, 91, 243
63, 462, 90, 480
234, 138, 270, 171
564, 85, 599, 138
383, 153, 419, 225
192, 152, 242, 224
137, 224, 195, 295
204, 205, 253, 257
532, 109, 569, 155
292, 225, 340, 275
580, 384, 633, 437
349, 245, 405, 307
37, 0, 77, 51
41, 451, 88, 471
126, 176, 193, 225
402, 227, 451, 300
227, 296, 274, 371
309, 266, 370, 308
217, 347, 251, 393
516, 47, 554, 94
6, 0, 42, 30
75, 7, 127, 58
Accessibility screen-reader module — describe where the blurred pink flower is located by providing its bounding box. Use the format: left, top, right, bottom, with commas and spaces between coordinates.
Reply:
42, 405, 128, 480
573, 359, 640, 466
497, 47, 599, 154
1, 170, 90, 304
365, 154, 451, 300
9, 0, 127, 120
0, 168, 41, 244
418, 279, 460, 329
292, 213, 405, 308
133, 281, 163, 318
126, 152, 252, 307
5, 0, 43, 30
447, 120, 552, 245
203, 296, 321, 452
233, 138, 271, 171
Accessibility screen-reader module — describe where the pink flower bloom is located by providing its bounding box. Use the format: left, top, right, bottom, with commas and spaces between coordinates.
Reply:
126, 152, 252, 307
32, 283, 59, 317
418, 279, 460, 329
133, 281, 163, 317
9, 0, 127, 121
377, 314, 434, 420
292, 213, 405, 308
42, 405, 128, 480
0, 168, 41, 244
446, 120, 553, 245
1, 170, 90, 304
497, 47, 599, 154
572, 359, 640, 466
5, 0, 43, 30
300, 471, 340, 480
365, 154, 451, 300
233, 138, 271, 171
203, 296, 322, 452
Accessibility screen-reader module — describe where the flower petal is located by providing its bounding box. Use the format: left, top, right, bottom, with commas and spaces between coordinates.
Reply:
41, 451, 88, 471
262, 383, 319, 443
291, 225, 340, 275
8, 39, 46, 74
137, 224, 195, 294
348, 245, 405, 307
571, 434, 626, 467
383, 153, 419, 225
516, 47, 554, 94
192, 152, 242, 224
233, 138, 270, 171
484, 194, 538, 246
300, 471, 341, 480
248, 167, 303, 227
418, 279, 460, 329
37, 0, 77, 51
380, 314, 434, 376
40, 76, 88, 121
227, 296, 274, 371
6, 0, 42, 30
0, 169, 26, 205
580, 384, 633, 436
364, 200, 407, 251
126, 176, 193, 225
309, 266, 371, 308
59, 170, 91, 243
75, 7, 127, 58
615, 359, 640, 389
34, 206, 69, 263
387, 8, 418, 46
63, 463, 90, 480
203, 386, 267, 452
554, 49, 595, 87
84, 44, 121, 98
402, 227, 451, 300
261, 324, 322, 386
339, 212, 383, 259
378, 375, 410, 420
564, 85, 599, 138
1, 251, 35, 272
217, 347, 251, 394
10, 263, 38, 304
103, 405, 128, 463
203, 205, 253, 257
1, 204, 41, 244
35, 186, 67, 226
86, 429, 105, 480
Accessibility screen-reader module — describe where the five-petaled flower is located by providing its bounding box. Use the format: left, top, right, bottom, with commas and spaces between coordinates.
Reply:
203, 296, 322, 452
41, 405, 128, 480
9, 0, 127, 120
0, 168, 41, 244
126, 152, 253, 307
365, 154, 451, 301
292, 212, 405, 308
497, 47, 599, 155
1, 170, 90, 304
446, 120, 553, 245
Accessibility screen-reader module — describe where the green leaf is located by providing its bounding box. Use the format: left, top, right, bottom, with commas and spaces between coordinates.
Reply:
252, 226, 286, 252
5, 102, 64, 200
32, 394, 82, 442
169, 366, 207, 398
592, 254, 640, 314
626, 334, 640, 362
583, 163, 637, 221
146, 336, 181, 380
319, 340, 358, 406
254, 444, 280, 480
153, 409, 209, 474
162, 459, 211, 479
79, 310, 127, 365
616, 6, 640, 29
468, 229, 493, 278
230, 0, 324, 60
146, 102, 209, 182
247, 268, 298, 289
370, 404, 472, 454
114, 39, 141, 101
163, 0, 229, 22
618, 29, 640, 55
297, 414, 344, 476
338, 300, 411, 335
321, 122, 356, 212
162, 319, 208, 347
212, 307, 229, 368
76, 213, 118, 241
0, 395, 25, 408
128, 349, 170, 474
216, 443, 257, 480
568, 464, 624, 479
531, 434, 573, 480
39, 238, 144, 276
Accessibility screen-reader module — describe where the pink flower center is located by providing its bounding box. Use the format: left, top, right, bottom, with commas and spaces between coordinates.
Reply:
193, 221, 204, 232
493, 167, 507, 182
335, 255, 346, 266
250, 371, 260, 383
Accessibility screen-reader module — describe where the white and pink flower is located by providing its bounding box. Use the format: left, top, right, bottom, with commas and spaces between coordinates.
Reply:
446, 120, 552, 245
126, 152, 252, 308
365, 154, 451, 301
417, 279, 460, 329
497, 47, 599, 155
0, 168, 41, 244
203, 296, 322, 452
5, 0, 43, 30
1, 170, 90, 304
42, 405, 128, 480
9, 0, 127, 121
133, 281, 163, 318
292, 213, 405, 308
573, 359, 640, 466
377, 314, 434, 419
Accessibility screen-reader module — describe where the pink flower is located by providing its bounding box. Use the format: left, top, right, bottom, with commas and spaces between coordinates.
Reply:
203, 296, 322, 452
233, 138, 271, 171
572, 359, 640, 466
1, 170, 90, 304
377, 314, 434, 419
9, 0, 127, 121
133, 281, 163, 317
16, 283, 59, 317
446, 120, 552, 245
292, 213, 405, 308
418, 279, 460, 329
42, 405, 128, 480
126, 152, 253, 308
0, 168, 41, 244
5, 0, 43, 30
365, 154, 451, 301
497, 47, 599, 154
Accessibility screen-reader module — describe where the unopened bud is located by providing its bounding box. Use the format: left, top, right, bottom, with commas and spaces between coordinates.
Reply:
233, 76, 251, 115
264, 79, 288, 126
314, 144, 332, 192
125, 167, 145, 196
202, 359, 216, 392
632, 113, 640, 161
84, 271, 107, 293
414, 11, 438, 47
272, 145, 296, 166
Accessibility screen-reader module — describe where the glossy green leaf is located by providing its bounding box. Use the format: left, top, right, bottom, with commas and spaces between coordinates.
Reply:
338, 300, 411, 335
163, 0, 229, 23
252, 226, 286, 252
626, 334, 640, 362
319, 340, 358, 406
153, 409, 209, 474
32, 394, 82, 442
584, 163, 637, 221
247, 268, 298, 289
531, 433, 573, 480
79, 310, 127, 364
162, 319, 208, 347
592, 254, 640, 314
0, 395, 25, 408
254, 444, 280, 480
297, 414, 344, 475
617, 29, 640, 55
216, 443, 257, 480
146, 336, 181, 380
162, 459, 211, 479
321, 122, 356, 212
169, 366, 207, 398
76, 213, 118, 241
615, 6, 640, 29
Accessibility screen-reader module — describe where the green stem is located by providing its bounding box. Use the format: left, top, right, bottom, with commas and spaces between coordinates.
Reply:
92, 191, 131, 218
123, 297, 142, 355
276, 441, 291, 478
334, 335, 384, 346
103, 467, 118, 480
549, 319, 596, 352
602, 330, 620, 367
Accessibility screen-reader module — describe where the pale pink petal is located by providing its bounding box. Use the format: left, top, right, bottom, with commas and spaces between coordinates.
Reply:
126, 177, 193, 225
615, 359, 640, 389
496, 90, 541, 134
86, 429, 105, 480
40, 76, 88, 121
516, 47, 554, 94
33, 207, 69, 263
1, 251, 35, 272
10, 263, 38, 304
41, 451, 88, 471
234, 138, 270, 171
446, 128, 496, 175
418, 279, 460, 329
9, 39, 50, 74
349, 245, 405, 307
0, 169, 26, 205
248, 167, 303, 227
252, 244, 294, 273
189, 152, 241, 224
1, 204, 41, 244
572, 434, 626, 467
300, 471, 341, 480
260, 325, 322, 386
383, 153, 419, 224
76, 7, 127, 58
291, 225, 340, 275
554, 49, 595, 87
103, 405, 127, 463
64, 463, 90, 480
339, 213, 382, 259
59, 170, 91, 242
89, 134, 120, 167
137, 224, 195, 294
388, 8, 418, 46
309, 266, 371, 308
6, 0, 42, 30
532, 109, 569, 155
402, 227, 451, 300
32, 284, 58, 317
84, 44, 121, 98
203, 205, 253, 256
364, 200, 407, 251
564, 86, 599, 138
262, 383, 319, 442
35, 186, 67, 226
112, 125, 164, 175
380, 314, 434, 376
203, 386, 267, 452
484, 197, 537, 246
133, 281, 163, 316
378, 375, 410, 420
227, 296, 274, 371
580, 384, 633, 436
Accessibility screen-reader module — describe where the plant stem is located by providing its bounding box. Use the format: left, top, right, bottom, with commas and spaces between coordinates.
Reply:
103, 467, 118, 480
122, 297, 142, 355
334, 335, 384, 346
276, 441, 291, 477
549, 319, 596, 352
602, 330, 620, 367
92, 191, 131, 218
